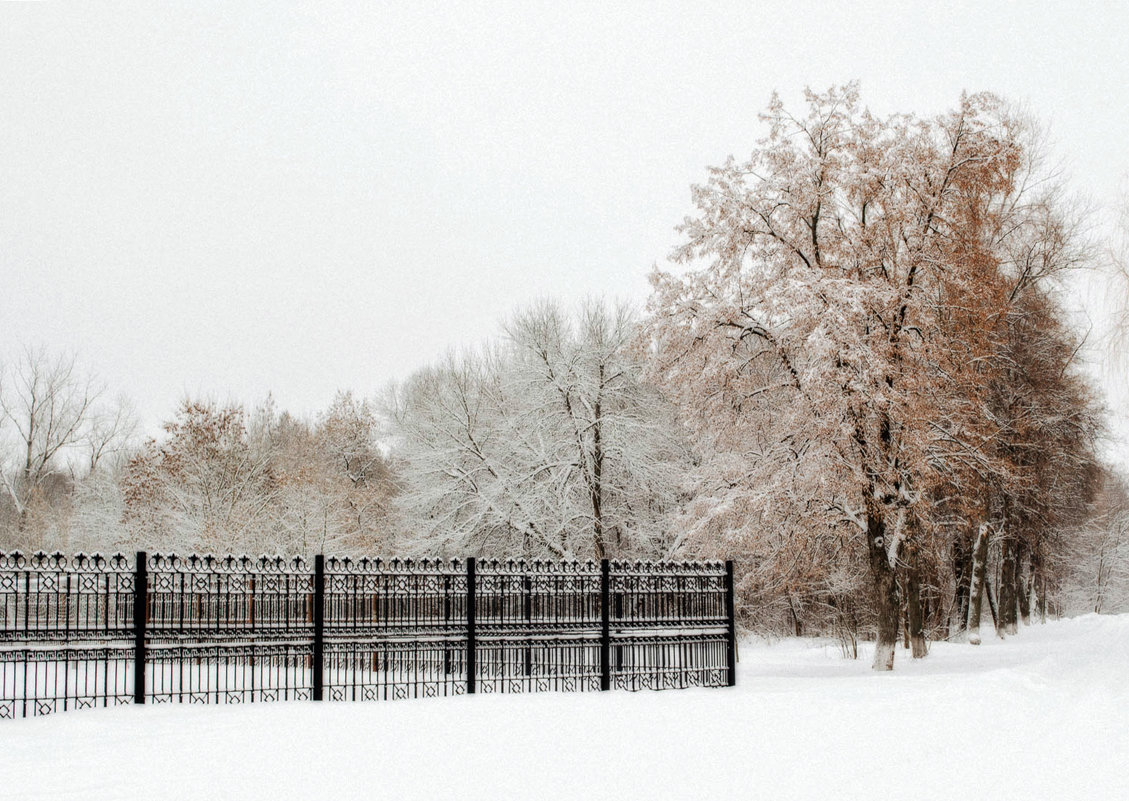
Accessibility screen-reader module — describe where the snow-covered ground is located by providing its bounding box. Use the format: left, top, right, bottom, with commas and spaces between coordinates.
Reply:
3, 614, 1126, 800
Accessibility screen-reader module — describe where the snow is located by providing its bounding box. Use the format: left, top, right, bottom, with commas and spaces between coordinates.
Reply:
3, 614, 1127, 801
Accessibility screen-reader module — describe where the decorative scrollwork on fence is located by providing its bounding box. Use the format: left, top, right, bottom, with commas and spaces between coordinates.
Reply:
0, 551, 133, 572
147, 553, 311, 574
1, 552, 735, 719
323, 556, 464, 574
476, 559, 601, 575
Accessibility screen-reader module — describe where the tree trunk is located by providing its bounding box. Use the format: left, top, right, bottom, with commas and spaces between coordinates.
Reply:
951, 533, 972, 635
867, 501, 900, 671
997, 537, 1019, 637
1016, 542, 1031, 626
985, 575, 998, 628
906, 569, 928, 658
902, 591, 911, 649
967, 523, 990, 645
1032, 546, 1047, 623
787, 596, 803, 637
1016, 569, 1034, 623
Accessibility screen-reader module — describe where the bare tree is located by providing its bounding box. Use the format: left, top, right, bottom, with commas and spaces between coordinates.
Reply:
506, 299, 687, 559
82, 394, 138, 474
387, 300, 688, 560
1107, 194, 1129, 362
0, 346, 102, 542
1058, 468, 1129, 615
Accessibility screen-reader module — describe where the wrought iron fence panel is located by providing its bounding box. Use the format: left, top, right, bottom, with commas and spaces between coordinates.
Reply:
0, 551, 736, 719
473, 560, 604, 693
0, 645, 134, 719
146, 554, 314, 636
143, 554, 317, 707
324, 638, 467, 701
607, 561, 728, 629
0, 552, 137, 719
610, 633, 729, 691
0, 552, 135, 642
475, 635, 603, 694
324, 558, 467, 636
323, 558, 469, 700
146, 642, 313, 705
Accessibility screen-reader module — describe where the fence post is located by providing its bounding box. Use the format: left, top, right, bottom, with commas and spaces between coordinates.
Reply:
724, 560, 736, 687
600, 558, 610, 691
133, 551, 148, 704
523, 574, 532, 677
312, 554, 325, 701
466, 557, 476, 695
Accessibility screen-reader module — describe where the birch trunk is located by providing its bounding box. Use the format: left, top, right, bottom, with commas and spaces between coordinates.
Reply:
951, 534, 972, 636
985, 575, 999, 628
967, 523, 990, 645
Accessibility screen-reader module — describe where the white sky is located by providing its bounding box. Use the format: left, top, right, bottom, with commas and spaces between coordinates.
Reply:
2, 1, 1128, 448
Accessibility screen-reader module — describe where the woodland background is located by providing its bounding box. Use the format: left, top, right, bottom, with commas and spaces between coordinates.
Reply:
3, 87, 1128, 669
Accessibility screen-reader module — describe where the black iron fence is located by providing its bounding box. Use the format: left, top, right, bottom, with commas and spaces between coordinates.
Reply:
0, 551, 736, 719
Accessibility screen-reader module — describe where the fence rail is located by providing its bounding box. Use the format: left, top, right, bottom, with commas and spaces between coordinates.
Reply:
0, 551, 735, 719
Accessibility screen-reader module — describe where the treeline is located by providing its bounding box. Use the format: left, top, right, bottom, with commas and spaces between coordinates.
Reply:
3, 86, 1128, 668
0, 358, 393, 556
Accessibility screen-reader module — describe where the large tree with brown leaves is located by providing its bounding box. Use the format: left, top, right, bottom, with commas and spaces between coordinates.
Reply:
645, 85, 1095, 668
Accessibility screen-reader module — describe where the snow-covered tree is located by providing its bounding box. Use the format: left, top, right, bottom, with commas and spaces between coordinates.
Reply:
265, 393, 395, 554
0, 346, 137, 551
387, 300, 689, 559
122, 399, 278, 553
645, 85, 1095, 667
0, 347, 100, 541
121, 395, 396, 556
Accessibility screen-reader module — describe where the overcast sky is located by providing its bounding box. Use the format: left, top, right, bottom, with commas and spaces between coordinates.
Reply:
2, 1, 1127, 443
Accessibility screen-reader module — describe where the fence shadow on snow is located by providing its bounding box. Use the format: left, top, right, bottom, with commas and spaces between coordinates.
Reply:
0, 551, 736, 719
